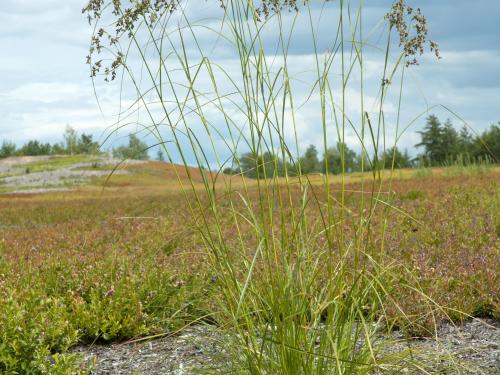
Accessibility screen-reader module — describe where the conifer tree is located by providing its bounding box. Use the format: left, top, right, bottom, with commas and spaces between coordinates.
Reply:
416, 115, 445, 165
382, 147, 412, 169
441, 119, 459, 161
472, 123, 500, 163
458, 125, 473, 155
0, 141, 16, 158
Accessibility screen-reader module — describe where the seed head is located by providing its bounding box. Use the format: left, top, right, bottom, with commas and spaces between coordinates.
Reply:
385, 0, 440, 66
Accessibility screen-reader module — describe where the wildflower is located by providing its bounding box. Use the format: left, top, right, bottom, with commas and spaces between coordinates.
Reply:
105, 287, 115, 297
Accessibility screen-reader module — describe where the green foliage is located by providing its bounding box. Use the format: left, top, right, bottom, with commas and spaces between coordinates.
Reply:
19, 140, 52, 156
473, 123, 500, 162
0, 141, 16, 159
458, 125, 473, 148
223, 166, 236, 175
156, 147, 165, 161
234, 142, 419, 179
63, 126, 99, 155
51, 142, 67, 155
413, 166, 433, 178
416, 115, 447, 165
0, 249, 209, 372
63, 126, 79, 155
298, 145, 320, 174
113, 134, 150, 160
0, 293, 83, 374
441, 119, 460, 157
382, 147, 412, 169
238, 151, 295, 178
416, 116, 500, 166
402, 189, 426, 200
16, 155, 94, 173
0, 126, 99, 159
78, 134, 100, 155
321, 142, 358, 174
237, 143, 362, 179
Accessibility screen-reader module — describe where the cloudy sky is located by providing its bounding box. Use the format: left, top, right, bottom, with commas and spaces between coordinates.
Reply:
1, 0, 498, 163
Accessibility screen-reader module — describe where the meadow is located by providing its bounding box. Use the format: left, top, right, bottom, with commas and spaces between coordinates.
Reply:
0, 159, 498, 373
1, 0, 499, 373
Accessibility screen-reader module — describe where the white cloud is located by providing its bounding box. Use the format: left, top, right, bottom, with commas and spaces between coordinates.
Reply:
0, 0, 499, 163
7, 82, 89, 104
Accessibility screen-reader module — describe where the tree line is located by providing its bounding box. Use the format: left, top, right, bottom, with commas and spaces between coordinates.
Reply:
0, 128, 151, 161
224, 115, 500, 178
223, 143, 413, 178
0, 126, 99, 158
2, 116, 499, 167
415, 115, 499, 166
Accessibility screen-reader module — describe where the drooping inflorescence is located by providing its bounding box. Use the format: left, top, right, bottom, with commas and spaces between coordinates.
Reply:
385, 0, 440, 66
83, 0, 439, 81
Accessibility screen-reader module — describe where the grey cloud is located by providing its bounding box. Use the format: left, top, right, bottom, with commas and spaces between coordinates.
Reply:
0, 0, 498, 159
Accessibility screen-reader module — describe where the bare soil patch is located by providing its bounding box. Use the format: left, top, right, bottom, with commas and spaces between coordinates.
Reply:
0, 155, 141, 193
73, 319, 499, 374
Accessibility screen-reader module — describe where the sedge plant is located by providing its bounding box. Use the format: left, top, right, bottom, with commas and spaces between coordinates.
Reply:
84, 0, 450, 373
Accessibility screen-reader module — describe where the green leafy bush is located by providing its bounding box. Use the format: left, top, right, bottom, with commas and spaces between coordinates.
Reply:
0, 293, 82, 374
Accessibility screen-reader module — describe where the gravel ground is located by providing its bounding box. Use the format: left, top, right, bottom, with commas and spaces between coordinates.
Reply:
72, 326, 229, 375
0, 156, 141, 193
386, 318, 499, 374
73, 319, 499, 374
0, 156, 52, 173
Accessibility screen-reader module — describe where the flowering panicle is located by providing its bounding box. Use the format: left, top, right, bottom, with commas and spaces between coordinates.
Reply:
385, 0, 440, 66
83, 0, 439, 80
82, 0, 179, 81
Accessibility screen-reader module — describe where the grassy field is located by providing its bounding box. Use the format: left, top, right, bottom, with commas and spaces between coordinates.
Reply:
0, 159, 498, 372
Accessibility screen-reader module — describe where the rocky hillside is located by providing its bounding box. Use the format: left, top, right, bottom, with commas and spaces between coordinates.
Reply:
0, 155, 145, 194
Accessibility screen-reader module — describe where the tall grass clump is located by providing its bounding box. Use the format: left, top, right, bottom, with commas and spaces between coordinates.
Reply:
85, 0, 446, 372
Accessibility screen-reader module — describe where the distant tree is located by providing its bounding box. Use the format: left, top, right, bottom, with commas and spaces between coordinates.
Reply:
156, 147, 165, 161
78, 133, 99, 154
40, 142, 52, 155
341, 143, 358, 173
239, 151, 270, 178
416, 115, 445, 165
276, 153, 296, 177
237, 151, 294, 178
354, 151, 373, 172
320, 143, 358, 174
223, 167, 236, 175
458, 125, 473, 154
403, 148, 413, 167
19, 140, 52, 156
382, 147, 412, 169
51, 142, 66, 155
262, 151, 278, 177
415, 115, 500, 166
63, 125, 79, 155
0, 141, 16, 158
441, 119, 459, 161
299, 145, 320, 174
471, 123, 500, 163
322, 147, 340, 174
112, 134, 150, 160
